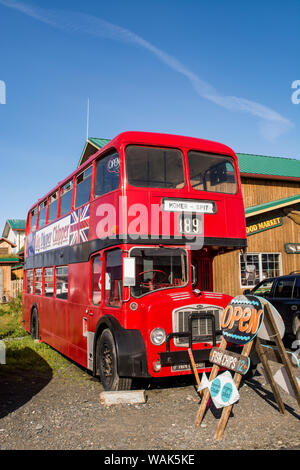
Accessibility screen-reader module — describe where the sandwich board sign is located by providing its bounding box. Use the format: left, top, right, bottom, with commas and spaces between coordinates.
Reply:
194, 295, 300, 441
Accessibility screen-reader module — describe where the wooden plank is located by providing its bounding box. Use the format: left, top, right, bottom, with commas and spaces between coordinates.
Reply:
260, 343, 299, 368
214, 339, 253, 441
195, 337, 227, 427
188, 348, 202, 396
263, 302, 300, 409
100, 390, 146, 406
255, 337, 286, 415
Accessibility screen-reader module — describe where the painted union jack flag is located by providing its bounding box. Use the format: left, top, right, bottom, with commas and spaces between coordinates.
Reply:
69, 204, 90, 245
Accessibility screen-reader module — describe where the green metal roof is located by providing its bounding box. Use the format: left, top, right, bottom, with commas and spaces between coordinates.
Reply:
0, 257, 19, 263
88, 138, 111, 149
7, 219, 26, 230
245, 194, 300, 217
79, 136, 300, 179
236, 153, 300, 179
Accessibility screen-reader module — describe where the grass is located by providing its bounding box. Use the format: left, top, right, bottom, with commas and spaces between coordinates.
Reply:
0, 294, 71, 377
0, 294, 25, 340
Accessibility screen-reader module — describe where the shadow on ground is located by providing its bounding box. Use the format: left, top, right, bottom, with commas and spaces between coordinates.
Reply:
0, 347, 52, 419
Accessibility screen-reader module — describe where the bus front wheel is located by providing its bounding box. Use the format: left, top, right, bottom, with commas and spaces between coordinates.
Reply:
98, 329, 132, 391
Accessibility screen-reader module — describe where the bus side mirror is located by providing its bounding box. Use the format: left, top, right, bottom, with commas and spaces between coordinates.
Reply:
123, 257, 136, 287
243, 289, 251, 295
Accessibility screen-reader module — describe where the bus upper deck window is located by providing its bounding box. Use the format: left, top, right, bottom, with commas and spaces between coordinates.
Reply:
60, 180, 73, 217
30, 207, 37, 232
188, 151, 237, 194
48, 191, 59, 224
125, 145, 185, 189
95, 152, 120, 197
75, 166, 92, 208
39, 200, 47, 228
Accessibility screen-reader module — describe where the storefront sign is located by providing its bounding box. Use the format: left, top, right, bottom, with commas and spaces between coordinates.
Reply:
285, 243, 300, 254
246, 216, 282, 236
209, 347, 250, 375
220, 295, 264, 345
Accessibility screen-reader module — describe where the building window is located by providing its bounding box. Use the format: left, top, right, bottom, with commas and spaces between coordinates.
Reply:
34, 268, 43, 295
240, 253, 282, 288
75, 166, 92, 208
56, 266, 68, 300
44, 267, 54, 297
91, 255, 102, 305
105, 249, 122, 307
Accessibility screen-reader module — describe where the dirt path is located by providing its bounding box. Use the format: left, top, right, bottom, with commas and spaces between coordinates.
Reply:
0, 357, 299, 451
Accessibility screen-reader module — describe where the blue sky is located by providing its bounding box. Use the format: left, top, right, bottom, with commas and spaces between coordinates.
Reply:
0, 0, 299, 232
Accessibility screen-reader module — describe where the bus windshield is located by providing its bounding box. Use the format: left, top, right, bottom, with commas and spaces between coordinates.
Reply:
188, 151, 237, 194
130, 247, 188, 297
125, 145, 185, 189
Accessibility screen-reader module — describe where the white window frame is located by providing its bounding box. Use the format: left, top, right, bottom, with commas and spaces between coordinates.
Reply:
239, 252, 282, 289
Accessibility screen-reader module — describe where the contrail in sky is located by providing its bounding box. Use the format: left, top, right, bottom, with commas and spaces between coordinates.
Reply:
0, 0, 293, 140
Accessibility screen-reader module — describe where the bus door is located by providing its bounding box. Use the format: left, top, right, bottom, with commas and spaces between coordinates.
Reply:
191, 254, 213, 292
87, 249, 123, 370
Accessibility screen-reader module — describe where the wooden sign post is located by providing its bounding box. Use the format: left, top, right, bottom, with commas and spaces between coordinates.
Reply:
195, 295, 300, 441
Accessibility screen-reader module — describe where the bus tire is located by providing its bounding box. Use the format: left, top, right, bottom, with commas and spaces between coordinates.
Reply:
30, 307, 39, 340
98, 329, 132, 391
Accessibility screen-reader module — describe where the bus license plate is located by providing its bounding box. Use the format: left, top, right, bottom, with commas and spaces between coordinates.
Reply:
171, 362, 205, 372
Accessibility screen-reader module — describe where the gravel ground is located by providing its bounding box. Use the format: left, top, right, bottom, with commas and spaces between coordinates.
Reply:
0, 354, 299, 452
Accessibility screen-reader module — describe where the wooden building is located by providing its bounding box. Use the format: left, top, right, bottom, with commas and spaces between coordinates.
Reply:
78, 139, 300, 297
0, 238, 20, 302
214, 153, 300, 296
2, 219, 26, 254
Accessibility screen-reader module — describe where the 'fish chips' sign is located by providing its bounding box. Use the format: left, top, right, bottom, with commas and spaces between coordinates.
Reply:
221, 295, 264, 345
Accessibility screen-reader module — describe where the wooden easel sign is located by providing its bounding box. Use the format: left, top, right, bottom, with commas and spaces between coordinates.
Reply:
194, 295, 300, 441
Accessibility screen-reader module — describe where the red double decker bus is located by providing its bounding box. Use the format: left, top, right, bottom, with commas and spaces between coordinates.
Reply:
23, 131, 247, 390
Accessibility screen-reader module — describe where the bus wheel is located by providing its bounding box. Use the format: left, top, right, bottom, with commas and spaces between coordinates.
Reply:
30, 308, 39, 340
98, 329, 132, 391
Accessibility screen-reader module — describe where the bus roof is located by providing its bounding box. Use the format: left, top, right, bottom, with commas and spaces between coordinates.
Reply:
27, 131, 237, 213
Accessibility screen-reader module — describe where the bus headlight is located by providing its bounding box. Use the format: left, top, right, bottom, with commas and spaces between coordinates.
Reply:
150, 328, 166, 346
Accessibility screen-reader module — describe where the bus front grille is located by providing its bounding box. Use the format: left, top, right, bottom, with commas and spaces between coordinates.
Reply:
173, 305, 222, 347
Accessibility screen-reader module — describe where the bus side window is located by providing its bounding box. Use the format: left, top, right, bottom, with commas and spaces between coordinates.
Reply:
92, 255, 102, 305
39, 199, 47, 228
60, 180, 73, 217
105, 249, 122, 307
95, 152, 120, 197
56, 266, 68, 300
48, 191, 59, 223
34, 269, 43, 295
44, 267, 54, 297
26, 269, 33, 294
75, 166, 92, 208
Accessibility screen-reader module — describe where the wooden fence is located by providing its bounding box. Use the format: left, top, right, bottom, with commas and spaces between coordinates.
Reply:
11, 279, 23, 299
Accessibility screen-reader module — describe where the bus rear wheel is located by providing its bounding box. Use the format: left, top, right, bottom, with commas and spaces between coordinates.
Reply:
30, 308, 39, 340
98, 329, 132, 391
